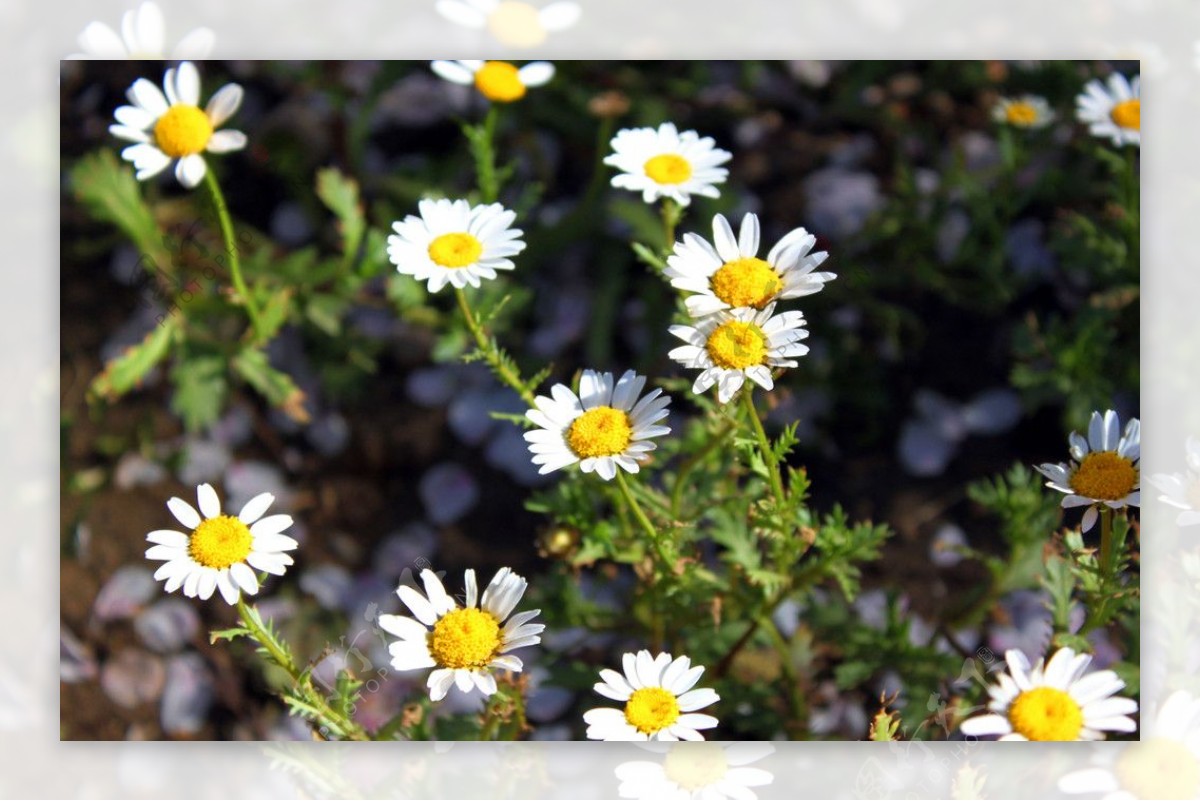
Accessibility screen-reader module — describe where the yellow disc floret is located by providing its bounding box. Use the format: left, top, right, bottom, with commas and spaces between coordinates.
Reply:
474, 61, 527, 103
663, 742, 727, 791
644, 154, 693, 185
188, 515, 253, 569
153, 104, 214, 158
1110, 99, 1141, 131
486, 2, 547, 48
428, 232, 484, 268
1004, 102, 1039, 127
706, 320, 768, 370
1115, 738, 1200, 800
1069, 451, 1138, 501
624, 686, 681, 735
1008, 687, 1084, 741
428, 607, 502, 669
566, 406, 632, 459
710, 257, 783, 308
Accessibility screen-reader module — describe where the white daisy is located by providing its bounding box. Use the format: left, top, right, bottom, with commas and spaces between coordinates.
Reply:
144, 483, 297, 605
377, 567, 544, 702
1147, 436, 1200, 527
615, 742, 774, 800
430, 60, 555, 103
1059, 689, 1200, 799
70, 1, 214, 60
523, 369, 671, 481
959, 647, 1138, 741
665, 212, 834, 318
605, 123, 732, 207
584, 651, 720, 741
1076, 73, 1141, 147
387, 198, 525, 293
435, 0, 581, 48
992, 94, 1056, 129
668, 304, 809, 404
109, 61, 246, 188
1035, 409, 1140, 532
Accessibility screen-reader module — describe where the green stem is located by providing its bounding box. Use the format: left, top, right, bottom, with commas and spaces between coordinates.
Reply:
1099, 506, 1114, 580
615, 470, 669, 561
476, 106, 501, 204
762, 615, 807, 736
660, 198, 681, 253
454, 286, 537, 407
202, 168, 263, 338
670, 417, 738, 519
742, 387, 786, 505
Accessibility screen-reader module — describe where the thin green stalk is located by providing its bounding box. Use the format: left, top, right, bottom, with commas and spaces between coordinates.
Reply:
202, 168, 263, 337
475, 106, 501, 204
660, 198, 681, 252
741, 388, 786, 505
615, 470, 669, 561
454, 286, 537, 407
762, 615, 807, 736
670, 417, 739, 518
1099, 506, 1114, 580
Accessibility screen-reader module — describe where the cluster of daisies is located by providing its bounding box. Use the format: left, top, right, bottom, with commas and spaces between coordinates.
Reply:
112, 60, 1141, 742
992, 72, 1140, 148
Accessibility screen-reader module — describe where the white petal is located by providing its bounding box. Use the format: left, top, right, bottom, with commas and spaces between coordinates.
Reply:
77, 22, 128, 58
230, 562, 259, 594
428, 669, 456, 701
959, 714, 1012, 737
167, 497, 202, 529
215, 570, 240, 604
171, 27, 216, 60
538, 1, 581, 31
196, 483, 221, 519
435, 1, 488, 29
237, 493, 274, 525
431, 60, 477, 85
206, 129, 247, 154
397, 585, 438, 626
146, 529, 188, 547
174, 61, 201, 107
250, 515, 294, 537
175, 154, 207, 189
517, 62, 555, 88
128, 78, 169, 116
205, 84, 244, 128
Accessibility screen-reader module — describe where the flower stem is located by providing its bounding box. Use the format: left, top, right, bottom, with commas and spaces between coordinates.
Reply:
660, 197, 681, 253
472, 106, 501, 204
454, 286, 537, 407
742, 387, 786, 505
669, 416, 738, 519
1099, 505, 1114, 579
202, 168, 263, 338
615, 470, 667, 558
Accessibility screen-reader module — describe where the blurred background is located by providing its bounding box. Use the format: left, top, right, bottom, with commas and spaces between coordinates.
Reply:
60, 60, 1139, 740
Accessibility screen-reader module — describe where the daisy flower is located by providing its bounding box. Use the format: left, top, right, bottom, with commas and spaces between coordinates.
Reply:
144, 483, 297, 605
615, 743, 774, 800
1035, 409, 1140, 532
70, 1, 214, 60
605, 123, 732, 207
992, 94, 1056, 129
109, 61, 246, 188
664, 212, 834, 318
435, 0, 581, 48
377, 567, 544, 701
1147, 435, 1200, 527
958, 647, 1137, 741
524, 369, 670, 481
430, 60, 554, 103
668, 304, 809, 404
1076, 73, 1140, 147
1059, 689, 1200, 799
585, 651, 720, 741
387, 198, 525, 293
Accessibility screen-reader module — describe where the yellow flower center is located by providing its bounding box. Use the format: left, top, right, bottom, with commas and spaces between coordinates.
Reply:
623, 686, 681, 735
153, 104, 213, 158
1111, 99, 1141, 131
1004, 102, 1039, 127
644, 154, 693, 185
566, 406, 632, 459
1007, 687, 1083, 741
1115, 737, 1200, 800
1069, 451, 1138, 501
705, 320, 768, 370
486, 2, 547, 48
188, 515, 253, 570
662, 743, 728, 791
474, 61, 527, 103
427, 232, 484, 268
428, 607, 502, 669
710, 257, 782, 309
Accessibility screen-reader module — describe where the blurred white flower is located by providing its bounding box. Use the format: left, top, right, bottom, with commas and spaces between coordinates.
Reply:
1076, 73, 1140, 148
992, 95, 1056, 129
615, 742, 774, 799
430, 60, 555, 103
1148, 436, 1200, 526
70, 2, 214, 59
436, 0, 581, 47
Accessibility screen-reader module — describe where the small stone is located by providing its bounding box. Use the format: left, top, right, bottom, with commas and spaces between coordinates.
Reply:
60, 627, 97, 683
418, 463, 479, 525
300, 564, 353, 610
113, 453, 167, 490
92, 566, 157, 623
178, 438, 232, 486
134, 599, 200, 654
101, 649, 166, 708
160, 654, 214, 736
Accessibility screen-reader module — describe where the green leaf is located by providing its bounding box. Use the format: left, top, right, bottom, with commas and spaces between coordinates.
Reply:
209, 626, 252, 644
69, 149, 171, 271
315, 167, 365, 261
255, 288, 294, 343
169, 355, 228, 431
305, 293, 348, 337
632, 241, 666, 271
232, 347, 310, 423
88, 316, 177, 402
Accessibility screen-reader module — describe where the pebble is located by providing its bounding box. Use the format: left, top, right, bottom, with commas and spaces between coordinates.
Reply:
60, 627, 97, 683
100, 649, 166, 708
92, 566, 157, 623
418, 463, 479, 525
113, 453, 167, 489
177, 438, 232, 486
134, 599, 200, 654
299, 563, 353, 610
160, 653, 214, 736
